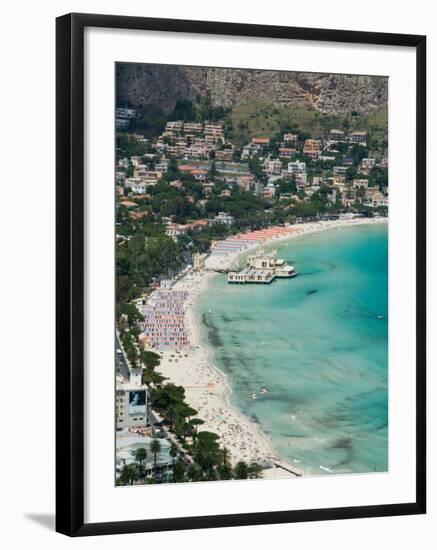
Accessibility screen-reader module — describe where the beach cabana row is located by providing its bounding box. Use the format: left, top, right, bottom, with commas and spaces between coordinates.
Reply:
140, 289, 190, 352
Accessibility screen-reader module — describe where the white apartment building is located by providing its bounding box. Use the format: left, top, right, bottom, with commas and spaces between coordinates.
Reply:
295, 173, 308, 189
116, 118, 130, 129
125, 177, 146, 194
349, 131, 367, 144
155, 160, 169, 173
165, 120, 183, 132
287, 160, 307, 175
204, 123, 224, 143
328, 129, 345, 142
263, 158, 283, 176
333, 166, 349, 177
183, 122, 203, 133
116, 107, 137, 119
165, 223, 189, 239
360, 158, 376, 171
283, 133, 298, 143
353, 179, 369, 188
364, 191, 388, 208
116, 363, 149, 431
213, 211, 235, 225
241, 143, 262, 160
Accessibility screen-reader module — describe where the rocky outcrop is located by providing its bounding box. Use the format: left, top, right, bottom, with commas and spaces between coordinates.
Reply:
116, 63, 387, 116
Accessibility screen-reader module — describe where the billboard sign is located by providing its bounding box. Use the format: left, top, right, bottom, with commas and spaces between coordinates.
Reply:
128, 390, 146, 415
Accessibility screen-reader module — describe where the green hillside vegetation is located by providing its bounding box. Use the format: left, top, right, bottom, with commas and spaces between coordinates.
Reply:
353, 105, 388, 157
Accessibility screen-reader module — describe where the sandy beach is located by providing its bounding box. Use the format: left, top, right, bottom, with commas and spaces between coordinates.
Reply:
154, 217, 387, 477
205, 216, 387, 272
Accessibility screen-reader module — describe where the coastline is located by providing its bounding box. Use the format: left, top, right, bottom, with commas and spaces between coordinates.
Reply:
205, 216, 388, 273
155, 217, 387, 478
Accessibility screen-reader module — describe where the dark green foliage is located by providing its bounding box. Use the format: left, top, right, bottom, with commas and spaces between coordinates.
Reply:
170, 442, 179, 464
131, 447, 147, 476
172, 460, 187, 482
141, 368, 166, 387
248, 462, 264, 479
234, 461, 249, 479
150, 383, 186, 412
209, 160, 217, 177
119, 463, 140, 485
117, 134, 148, 158
134, 104, 168, 137
139, 350, 161, 369
277, 178, 297, 194
370, 166, 388, 189
187, 463, 204, 482
192, 432, 222, 472
349, 143, 368, 164
248, 156, 265, 180
217, 463, 233, 480
116, 229, 182, 306
172, 99, 197, 121
150, 437, 162, 477
165, 157, 180, 181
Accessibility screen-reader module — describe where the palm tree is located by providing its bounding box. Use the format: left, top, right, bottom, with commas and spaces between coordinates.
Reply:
165, 404, 177, 431
217, 463, 233, 480
182, 421, 194, 441
187, 463, 204, 482
150, 437, 162, 478
172, 460, 186, 483
248, 462, 263, 479
234, 461, 249, 480
174, 418, 185, 441
221, 446, 230, 466
119, 463, 140, 485
205, 468, 219, 481
189, 418, 204, 440
169, 442, 179, 466
119, 465, 130, 486
131, 447, 147, 476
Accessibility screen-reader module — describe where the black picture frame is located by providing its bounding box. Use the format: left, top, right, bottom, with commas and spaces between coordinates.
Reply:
56, 12, 426, 537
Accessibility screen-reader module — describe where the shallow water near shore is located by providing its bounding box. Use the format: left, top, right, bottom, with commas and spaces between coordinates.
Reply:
197, 223, 388, 475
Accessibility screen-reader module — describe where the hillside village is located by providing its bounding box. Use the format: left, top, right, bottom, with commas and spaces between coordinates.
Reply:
116, 106, 388, 237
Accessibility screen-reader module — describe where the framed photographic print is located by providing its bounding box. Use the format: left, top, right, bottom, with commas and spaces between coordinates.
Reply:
56, 12, 426, 536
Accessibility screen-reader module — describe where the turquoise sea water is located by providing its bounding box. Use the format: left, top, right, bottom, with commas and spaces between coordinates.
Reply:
197, 223, 388, 475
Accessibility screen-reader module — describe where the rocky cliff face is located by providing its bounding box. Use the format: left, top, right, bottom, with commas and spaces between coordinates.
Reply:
116, 63, 387, 116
